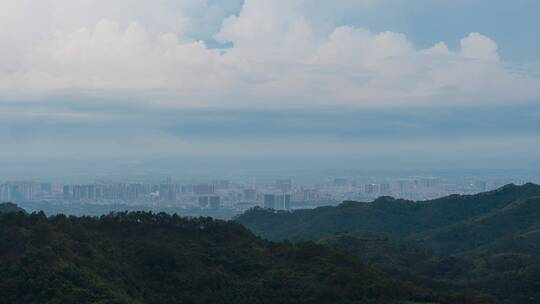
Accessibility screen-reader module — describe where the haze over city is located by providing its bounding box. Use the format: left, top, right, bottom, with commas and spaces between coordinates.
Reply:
1, 2, 540, 303
1, 0, 539, 178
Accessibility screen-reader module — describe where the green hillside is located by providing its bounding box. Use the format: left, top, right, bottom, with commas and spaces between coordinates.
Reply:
320, 234, 540, 304
412, 196, 540, 255
236, 183, 540, 255
235, 184, 540, 304
0, 211, 436, 304
3, 184, 538, 304
0, 202, 26, 214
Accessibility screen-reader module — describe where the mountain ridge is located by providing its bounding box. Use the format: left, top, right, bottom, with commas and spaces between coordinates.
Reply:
0, 202, 26, 214
235, 184, 540, 303
0, 211, 434, 304
236, 183, 540, 255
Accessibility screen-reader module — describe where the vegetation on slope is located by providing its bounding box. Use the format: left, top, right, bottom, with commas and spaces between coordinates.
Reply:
236, 183, 540, 255
412, 196, 540, 255
0, 202, 26, 214
235, 184, 540, 304
320, 234, 540, 304
0, 211, 433, 304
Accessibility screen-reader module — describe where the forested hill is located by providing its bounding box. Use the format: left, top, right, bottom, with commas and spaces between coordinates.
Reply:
0, 211, 436, 304
3, 185, 538, 304
235, 183, 540, 303
235, 183, 540, 255
0, 202, 26, 214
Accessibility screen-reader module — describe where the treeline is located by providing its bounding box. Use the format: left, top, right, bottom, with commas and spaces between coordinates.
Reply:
236, 183, 540, 303
320, 234, 540, 304
0, 210, 435, 304
3, 183, 539, 303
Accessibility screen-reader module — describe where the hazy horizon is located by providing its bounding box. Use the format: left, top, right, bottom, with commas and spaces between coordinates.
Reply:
2, 0, 539, 176
2, 3, 540, 303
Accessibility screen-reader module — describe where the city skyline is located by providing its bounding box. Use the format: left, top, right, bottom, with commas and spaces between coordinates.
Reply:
2, 171, 538, 219
1, 2, 539, 303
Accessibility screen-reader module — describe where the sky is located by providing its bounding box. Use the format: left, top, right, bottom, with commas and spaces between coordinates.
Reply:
1, 0, 539, 176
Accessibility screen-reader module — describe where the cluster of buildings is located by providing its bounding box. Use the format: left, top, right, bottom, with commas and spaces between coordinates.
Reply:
0, 181, 56, 202
60, 181, 226, 208
263, 194, 291, 210
0, 179, 298, 211
62, 183, 154, 201
57, 179, 297, 211
0, 176, 531, 212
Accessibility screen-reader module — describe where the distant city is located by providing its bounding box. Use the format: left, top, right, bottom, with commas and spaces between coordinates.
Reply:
1, 171, 538, 218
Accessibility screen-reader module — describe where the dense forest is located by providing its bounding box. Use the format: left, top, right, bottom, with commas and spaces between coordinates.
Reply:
0, 209, 439, 304
0, 202, 26, 214
236, 183, 540, 304
1, 184, 539, 303
320, 234, 540, 304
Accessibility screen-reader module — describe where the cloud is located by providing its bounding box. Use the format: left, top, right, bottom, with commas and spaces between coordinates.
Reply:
1, 98, 539, 171
0, 20, 233, 98
460, 32, 499, 62
0, 0, 539, 107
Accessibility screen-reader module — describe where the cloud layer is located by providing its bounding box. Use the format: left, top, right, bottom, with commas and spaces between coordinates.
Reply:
1, 0, 539, 107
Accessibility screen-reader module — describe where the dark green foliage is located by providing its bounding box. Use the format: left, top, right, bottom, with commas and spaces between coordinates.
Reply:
320, 235, 540, 304
236, 183, 540, 255
412, 196, 540, 255
236, 184, 540, 304
0, 202, 26, 214
0, 211, 430, 304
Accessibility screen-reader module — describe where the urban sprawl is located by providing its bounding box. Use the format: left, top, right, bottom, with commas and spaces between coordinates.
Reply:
0, 176, 532, 213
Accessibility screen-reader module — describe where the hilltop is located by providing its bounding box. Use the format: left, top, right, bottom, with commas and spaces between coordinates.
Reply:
236, 183, 540, 255
235, 183, 540, 303
0, 202, 26, 214
0, 211, 435, 304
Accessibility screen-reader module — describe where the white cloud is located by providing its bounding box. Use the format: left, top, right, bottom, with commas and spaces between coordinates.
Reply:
0, 0, 538, 107
424, 42, 450, 55
1, 20, 233, 97
460, 32, 500, 62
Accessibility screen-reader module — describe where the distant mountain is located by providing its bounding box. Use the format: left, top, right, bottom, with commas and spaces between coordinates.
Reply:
0, 211, 435, 304
0, 202, 25, 214
236, 183, 540, 255
235, 183, 540, 304
3, 184, 538, 304
412, 195, 540, 255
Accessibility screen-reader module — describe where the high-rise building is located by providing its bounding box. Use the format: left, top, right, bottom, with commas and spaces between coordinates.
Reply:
364, 184, 376, 194
275, 194, 291, 210
88, 185, 96, 200
79, 185, 87, 200
62, 185, 71, 200
284, 194, 291, 210
198, 196, 209, 208
0, 184, 11, 201
264, 194, 276, 209
71, 185, 80, 200
159, 184, 176, 201
275, 179, 292, 193
333, 178, 348, 187
212, 180, 230, 190
399, 180, 408, 194
294, 189, 319, 202
264, 194, 290, 210
243, 189, 257, 201
193, 183, 215, 196
181, 185, 193, 193
209, 196, 221, 209
380, 183, 390, 195
40, 183, 52, 195
421, 178, 438, 188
